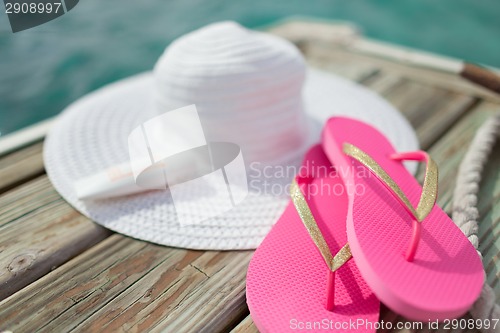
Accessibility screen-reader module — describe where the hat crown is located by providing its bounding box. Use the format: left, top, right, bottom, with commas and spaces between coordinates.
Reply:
153, 21, 309, 165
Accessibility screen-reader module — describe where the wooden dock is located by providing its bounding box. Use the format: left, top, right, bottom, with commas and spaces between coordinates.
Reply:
0, 20, 498, 332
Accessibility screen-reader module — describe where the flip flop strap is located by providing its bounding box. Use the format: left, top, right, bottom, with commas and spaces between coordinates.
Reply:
290, 179, 351, 272
343, 143, 438, 222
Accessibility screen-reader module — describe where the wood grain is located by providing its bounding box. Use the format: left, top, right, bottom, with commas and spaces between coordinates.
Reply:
270, 21, 500, 103
302, 41, 478, 150
362, 72, 477, 149
231, 315, 258, 333
0, 176, 111, 301
429, 101, 500, 214
0, 141, 44, 193
0, 234, 252, 333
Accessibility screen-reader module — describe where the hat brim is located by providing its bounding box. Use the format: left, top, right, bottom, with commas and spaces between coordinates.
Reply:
44, 67, 418, 250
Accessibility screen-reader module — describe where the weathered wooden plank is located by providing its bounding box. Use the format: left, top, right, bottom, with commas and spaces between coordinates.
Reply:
231, 315, 258, 333
266, 19, 359, 46
304, 45, 379, 82
361, 71, 402, 95
145, 251, 250, 333
349, 46, 500, 104
0, 175, 111, 301
0, 235, 150, 331
361, 71, 477, 150
431, 101, 500, 213
0, 141, 44, 193
270, 22, 500, 103
0, 234, 252, 333
0, 176, 60, 228
306, 47, 477, 151
415, 94, 478, 149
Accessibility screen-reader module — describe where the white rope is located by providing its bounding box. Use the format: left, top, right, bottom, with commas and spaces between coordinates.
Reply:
452, 113, 500, 333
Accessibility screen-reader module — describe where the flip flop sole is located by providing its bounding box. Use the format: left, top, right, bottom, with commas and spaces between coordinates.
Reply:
246, 145, 379, 332
322, 117, 484, 321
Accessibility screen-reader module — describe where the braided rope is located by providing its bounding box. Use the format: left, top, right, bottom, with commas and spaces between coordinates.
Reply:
452, 113, 500, 333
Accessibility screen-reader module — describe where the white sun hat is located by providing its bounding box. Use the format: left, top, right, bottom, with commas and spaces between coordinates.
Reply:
44, 21, 418, 250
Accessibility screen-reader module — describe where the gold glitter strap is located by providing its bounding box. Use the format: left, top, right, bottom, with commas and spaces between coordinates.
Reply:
343, 143, 438, 222
290, 179, 352, 272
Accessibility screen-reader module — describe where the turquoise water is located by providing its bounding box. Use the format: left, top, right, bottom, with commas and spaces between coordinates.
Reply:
1, 0, 499, 136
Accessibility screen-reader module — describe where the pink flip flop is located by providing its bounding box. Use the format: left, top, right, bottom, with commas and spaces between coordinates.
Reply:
321, 117, 484, 321
246, 145, 379, 333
